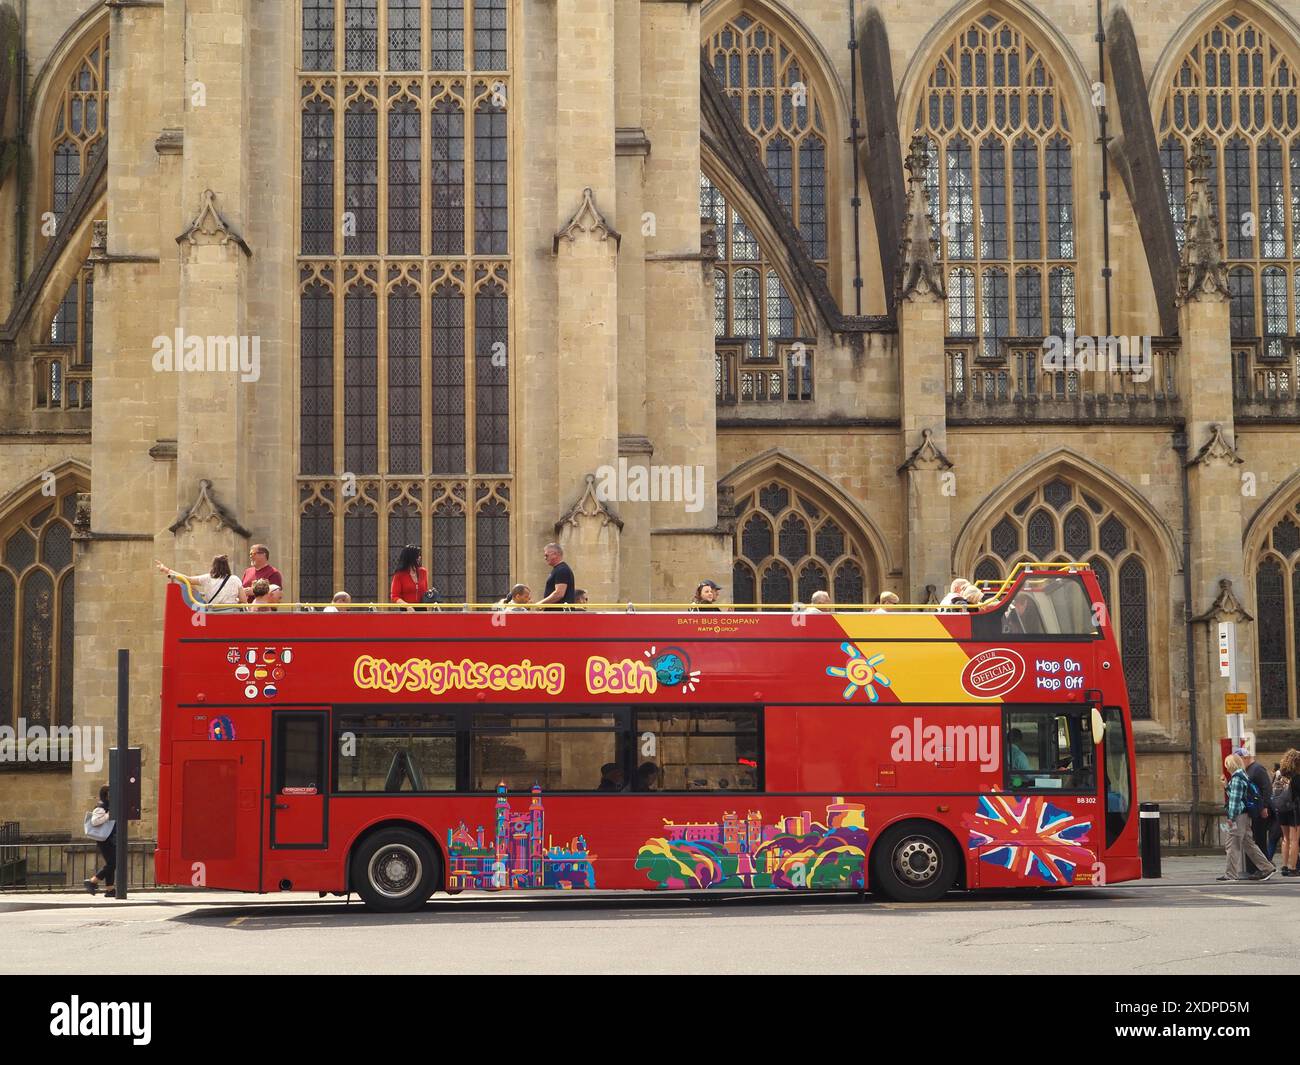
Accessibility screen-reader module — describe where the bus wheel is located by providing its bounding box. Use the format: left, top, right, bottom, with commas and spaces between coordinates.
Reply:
352, 829, 439, 913
870, 821, 960, 903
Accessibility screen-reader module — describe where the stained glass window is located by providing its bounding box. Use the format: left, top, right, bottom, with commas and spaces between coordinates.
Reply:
702, 173, 806, 375
1254, 505, 1300, 718
914, 16, 1075, 352
299, 2, 511, 601
1161, 15, 1300, 343
0, 486, 81, 731
731, 480, 877, 608
706, 13, 831, 265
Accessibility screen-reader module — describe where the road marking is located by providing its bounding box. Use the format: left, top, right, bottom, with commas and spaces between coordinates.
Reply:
228, 916, 247, 927
1200, 893, 1269, 906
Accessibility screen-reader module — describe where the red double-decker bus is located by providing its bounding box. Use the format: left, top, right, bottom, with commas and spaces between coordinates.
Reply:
155, 563, 1138, 911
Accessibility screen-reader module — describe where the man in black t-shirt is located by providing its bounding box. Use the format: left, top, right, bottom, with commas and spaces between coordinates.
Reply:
539, 542, 576, 606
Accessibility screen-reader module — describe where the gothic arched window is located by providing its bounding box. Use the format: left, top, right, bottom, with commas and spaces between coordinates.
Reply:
46, 28, 109, 223
706, 12, 830, 267
1254, 503, 1300, 718
732, 480, 873, 607
702, 174, 800, 358
913, 14, 1077, 358
969, 478, 1152, 718
1160, 13, 1300, 357
0, 487, 80, 732
298, 0, 511, 602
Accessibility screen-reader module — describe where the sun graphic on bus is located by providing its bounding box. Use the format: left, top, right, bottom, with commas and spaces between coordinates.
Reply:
826, 642, 891, 702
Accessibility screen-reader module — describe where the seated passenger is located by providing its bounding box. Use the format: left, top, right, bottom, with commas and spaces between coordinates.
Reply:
597, 763, 624, 791
873, 590, 900, 614
246, 578, 281, 612
939, 578, 970, 609
690, 579, 722, 611
803, 590, 832, 613
634, 762, 660, 791
323, 591, 351, 613
500, 584, 532, 611
573, 589, 589, 611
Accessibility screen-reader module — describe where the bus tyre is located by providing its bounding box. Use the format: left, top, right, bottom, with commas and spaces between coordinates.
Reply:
352, 829, 440, 913
870, 821, 960, 903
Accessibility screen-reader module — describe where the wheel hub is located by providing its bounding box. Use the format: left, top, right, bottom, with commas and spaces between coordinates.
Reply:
895, 838, 940, 884
370, 845, 421, 898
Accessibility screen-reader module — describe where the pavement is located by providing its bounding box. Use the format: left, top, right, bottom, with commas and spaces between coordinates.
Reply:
1, 856, 1295, 974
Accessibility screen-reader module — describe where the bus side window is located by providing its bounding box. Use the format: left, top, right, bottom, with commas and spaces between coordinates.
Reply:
633, 710, 761, 792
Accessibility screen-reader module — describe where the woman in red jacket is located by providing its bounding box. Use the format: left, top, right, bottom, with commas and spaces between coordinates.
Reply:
390, 544, 429, 608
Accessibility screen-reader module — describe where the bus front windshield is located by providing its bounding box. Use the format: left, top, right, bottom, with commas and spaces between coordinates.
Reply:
998, 576, 1098, 637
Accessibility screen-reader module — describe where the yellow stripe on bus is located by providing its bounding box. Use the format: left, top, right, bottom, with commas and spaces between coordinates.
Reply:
832, 613, 997, 704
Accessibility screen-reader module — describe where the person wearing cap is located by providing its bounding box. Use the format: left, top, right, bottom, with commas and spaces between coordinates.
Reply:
1238, 745, 1275, 871
691, 579, 722, 611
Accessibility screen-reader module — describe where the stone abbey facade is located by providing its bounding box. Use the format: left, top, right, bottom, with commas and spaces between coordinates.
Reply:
2, 0, 1300, 841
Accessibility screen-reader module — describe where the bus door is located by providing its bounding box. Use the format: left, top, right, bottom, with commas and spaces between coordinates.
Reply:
270, 711, 329, 848
974, 704, 1099, 888
169, 740, 264, 891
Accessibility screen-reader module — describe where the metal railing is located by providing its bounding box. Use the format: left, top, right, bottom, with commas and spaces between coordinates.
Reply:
1156, 806, 1225, 852
172, 561, 1087, 615
0, 840, 157, 892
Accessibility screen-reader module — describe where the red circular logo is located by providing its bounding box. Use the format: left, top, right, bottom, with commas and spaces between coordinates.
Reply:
961, 648, 1026, 699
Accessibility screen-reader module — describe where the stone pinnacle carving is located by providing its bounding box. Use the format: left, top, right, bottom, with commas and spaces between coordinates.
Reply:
1176, 135, 1229, 304
897, 135, 945, 303
1186, 422, 1244, 468
553, 187, 622, 254
554, 473, 625, 533
897, 428, 954, 474
169, 479, 252, 538
176, 189, 253, 258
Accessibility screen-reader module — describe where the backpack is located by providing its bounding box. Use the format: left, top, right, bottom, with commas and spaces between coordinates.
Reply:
1275, 777, 1297, 817
1243, 779, 1263, 815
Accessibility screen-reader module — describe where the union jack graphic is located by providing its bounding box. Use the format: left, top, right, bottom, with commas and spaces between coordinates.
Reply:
964, 794, 1093, 885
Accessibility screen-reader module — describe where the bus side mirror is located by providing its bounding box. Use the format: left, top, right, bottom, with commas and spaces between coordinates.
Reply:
1090, 707, 1106, 746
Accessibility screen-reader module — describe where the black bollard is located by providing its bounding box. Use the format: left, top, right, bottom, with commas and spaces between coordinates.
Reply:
1139, 801, 1161, 879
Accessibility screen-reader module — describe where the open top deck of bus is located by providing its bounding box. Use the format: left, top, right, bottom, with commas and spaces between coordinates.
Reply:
155, 559, 1139, 910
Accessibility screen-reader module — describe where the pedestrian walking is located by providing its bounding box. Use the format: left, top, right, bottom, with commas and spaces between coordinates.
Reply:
82, 785, 116, 898
1239, 746, 1274, 871
1219, 753, 1276, 882
1277, 749, 1300, 876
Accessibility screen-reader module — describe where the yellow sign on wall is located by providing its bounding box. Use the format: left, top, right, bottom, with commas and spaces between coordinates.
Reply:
1225, 692, 1247, 716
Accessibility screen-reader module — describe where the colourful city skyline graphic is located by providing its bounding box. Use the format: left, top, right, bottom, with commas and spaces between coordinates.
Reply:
446, 784, 596, 890
964, 793, 1093, 885
636, 799, 870, 890
826, 642, 890, 701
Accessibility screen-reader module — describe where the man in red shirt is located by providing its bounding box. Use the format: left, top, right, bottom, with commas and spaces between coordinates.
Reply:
239, 544, 285, 603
